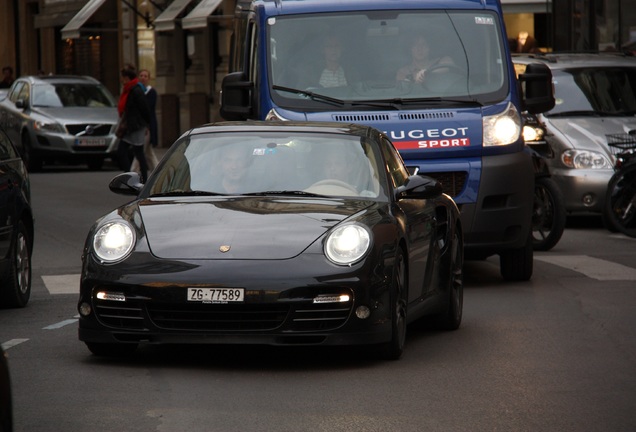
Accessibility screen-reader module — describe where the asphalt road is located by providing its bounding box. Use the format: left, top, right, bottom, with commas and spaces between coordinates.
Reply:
1, 162, 635, 432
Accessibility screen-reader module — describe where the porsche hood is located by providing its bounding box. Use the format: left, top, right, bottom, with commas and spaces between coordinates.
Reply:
137, 197, 376, 260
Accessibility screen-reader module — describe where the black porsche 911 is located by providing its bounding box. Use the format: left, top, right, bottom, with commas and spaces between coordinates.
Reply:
78, 121, 463, 360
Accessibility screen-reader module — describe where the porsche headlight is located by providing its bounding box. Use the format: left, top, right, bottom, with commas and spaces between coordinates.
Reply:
483, 103, 521, 146
93, 221, 135, 262
325, 224, 371, 265
561, 150, 612, 169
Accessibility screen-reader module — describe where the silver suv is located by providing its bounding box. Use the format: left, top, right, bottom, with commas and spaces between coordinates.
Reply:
0, 75, 118, 171
513, 53, 636, 215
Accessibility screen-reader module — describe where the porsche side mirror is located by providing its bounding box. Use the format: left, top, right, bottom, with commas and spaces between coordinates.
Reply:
398, 175, 443, 199
109, 172, 143, 195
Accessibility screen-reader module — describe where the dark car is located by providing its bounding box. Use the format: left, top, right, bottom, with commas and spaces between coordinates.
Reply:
0, 75, 118, 171
0, 346, 12, 432
0, 126, 33, 308
78, 121, 463, 360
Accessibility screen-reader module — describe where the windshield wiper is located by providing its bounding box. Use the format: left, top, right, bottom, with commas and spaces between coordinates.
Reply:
242, 190, 327, 198
351, 97, 482, 109
150, 190, 227, 197
547, 110, 614, 118
272, 85, 348, 107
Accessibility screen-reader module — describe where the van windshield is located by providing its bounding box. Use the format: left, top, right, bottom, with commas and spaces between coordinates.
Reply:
268, 10, 508, 108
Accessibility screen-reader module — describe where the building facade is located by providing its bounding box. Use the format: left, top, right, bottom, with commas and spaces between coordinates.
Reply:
1, 0, 635, 147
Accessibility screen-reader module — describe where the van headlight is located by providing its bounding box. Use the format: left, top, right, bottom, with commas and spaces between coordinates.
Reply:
561, 150, 612, 169
483, 103, 521, 146
93, 221, 135, 263
324, 224, 371, 265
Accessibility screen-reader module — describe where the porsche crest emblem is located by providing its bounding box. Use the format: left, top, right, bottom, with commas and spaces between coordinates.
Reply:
219, 245, 231, 253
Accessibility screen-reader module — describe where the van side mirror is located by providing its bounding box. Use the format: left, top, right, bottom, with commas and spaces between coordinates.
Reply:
220, 72, 253, 121
519, 63, 555, 114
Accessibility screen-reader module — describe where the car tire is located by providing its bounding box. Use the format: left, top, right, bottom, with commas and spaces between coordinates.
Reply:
434, 225, 464, 330
85, 342, 138, 357
603, 162, 636, 238
0, 221, 32, 308
499, 231, 533, 281
532, 176, 566, 251
378, 248, 407, 361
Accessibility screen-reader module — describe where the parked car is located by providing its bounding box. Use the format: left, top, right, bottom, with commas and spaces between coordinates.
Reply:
0, 75, 119, 171
78, 121, 464, 360
513, 53, 636, 215
0, 346, 11, 432
0, 126, 33, 308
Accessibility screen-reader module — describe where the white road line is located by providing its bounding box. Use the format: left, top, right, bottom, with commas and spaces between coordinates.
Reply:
43, 319, 78, 330
535, 255, 636, 281
1, 339, 29, 350
41, 274, 79, 295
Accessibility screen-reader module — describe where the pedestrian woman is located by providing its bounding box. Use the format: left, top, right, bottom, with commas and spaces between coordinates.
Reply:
117, 64, 151, 182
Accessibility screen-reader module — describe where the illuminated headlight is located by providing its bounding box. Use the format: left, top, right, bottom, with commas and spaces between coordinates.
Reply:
93, 221, 135, 263
522, 125, 544, 142
561, 150, 612, 169
33, 120, 65, 133
265, 108, 289, 121
483, 102, 521, 146
324, 224, 371, 265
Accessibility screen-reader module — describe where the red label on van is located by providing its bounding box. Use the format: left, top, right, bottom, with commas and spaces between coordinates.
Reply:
394, 138, 471, 150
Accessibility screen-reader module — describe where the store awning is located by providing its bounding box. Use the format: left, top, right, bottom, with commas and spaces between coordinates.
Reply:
154, 0, 196, 32
61, 0, 109, 39
501, 0, 552, 14
182, 0, 223, 30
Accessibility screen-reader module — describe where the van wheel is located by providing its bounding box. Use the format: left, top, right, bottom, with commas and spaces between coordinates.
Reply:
499, 232, 533, 281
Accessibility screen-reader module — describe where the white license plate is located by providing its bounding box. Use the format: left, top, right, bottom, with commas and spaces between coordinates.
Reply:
187, 288, 244, 303
75, 137, 106, 147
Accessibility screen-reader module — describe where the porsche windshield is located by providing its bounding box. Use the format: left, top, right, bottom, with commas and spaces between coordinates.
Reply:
145, 132, 388, 199
268, 10, 508, 108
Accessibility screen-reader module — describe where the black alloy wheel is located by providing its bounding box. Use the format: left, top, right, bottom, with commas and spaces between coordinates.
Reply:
378, 248, 407, 361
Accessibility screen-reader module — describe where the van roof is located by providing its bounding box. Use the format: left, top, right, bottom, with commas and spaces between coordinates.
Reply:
240, 0, 499, 16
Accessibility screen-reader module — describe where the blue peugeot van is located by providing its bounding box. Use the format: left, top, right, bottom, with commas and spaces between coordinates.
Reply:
221, 0, 554, 281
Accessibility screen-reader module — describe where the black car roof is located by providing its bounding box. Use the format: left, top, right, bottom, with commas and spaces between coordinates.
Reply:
512, 52, 636, 69
188, 121, 381, 140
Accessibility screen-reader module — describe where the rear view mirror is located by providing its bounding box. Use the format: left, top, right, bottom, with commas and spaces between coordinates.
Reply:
220, 72, 253, 121
519, 63, 555, 114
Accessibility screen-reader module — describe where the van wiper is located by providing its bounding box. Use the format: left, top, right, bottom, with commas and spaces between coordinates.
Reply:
272, 85, 347, 107
352, 97, 482, 108
547, 110, 613, 118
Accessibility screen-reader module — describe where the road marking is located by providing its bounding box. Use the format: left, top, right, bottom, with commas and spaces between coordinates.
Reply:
41, 274, 79, 295
1, 339, 29, 350
43, 319, 78, 330
535, 255, 636, 281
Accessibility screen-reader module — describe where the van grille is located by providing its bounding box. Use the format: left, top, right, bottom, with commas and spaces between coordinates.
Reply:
399, 111, 455, 120
422, 171, 467, 197
333, 114, 390, 122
